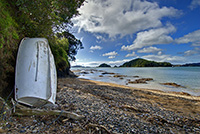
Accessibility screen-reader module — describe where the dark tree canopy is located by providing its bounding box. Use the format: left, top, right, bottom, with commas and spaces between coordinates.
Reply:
14, 0, 85, 37
57, 31, 84, 61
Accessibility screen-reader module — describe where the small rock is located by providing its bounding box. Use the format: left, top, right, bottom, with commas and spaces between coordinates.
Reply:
128, 78, 153, 84
19, 130, 26, 133
113, 75, 126, 77
80, 71, 89, 74
32, 130, 38, 133
102, 72, 115, 75
160, 82, 185, 88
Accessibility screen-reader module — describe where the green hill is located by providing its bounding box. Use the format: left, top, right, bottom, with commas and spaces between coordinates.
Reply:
120, 58, 172, 67
99, 63, 111, 67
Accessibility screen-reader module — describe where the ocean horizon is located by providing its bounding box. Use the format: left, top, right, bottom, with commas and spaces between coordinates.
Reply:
72, 67, 200, 96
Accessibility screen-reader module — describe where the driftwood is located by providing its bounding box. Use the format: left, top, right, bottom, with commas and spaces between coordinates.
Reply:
86, 123, 111, 134
13, 102, 84, 120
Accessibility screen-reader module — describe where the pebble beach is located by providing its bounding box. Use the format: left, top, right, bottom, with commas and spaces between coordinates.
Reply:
1, 77, 200, 133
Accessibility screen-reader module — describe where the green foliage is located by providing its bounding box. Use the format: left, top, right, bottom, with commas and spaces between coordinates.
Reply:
0, 0, 19, 48
13, 0, 85, 69
50, 37, 69, 72
0, 0, 85, 97
14, 0, 54, 37
120, 58, 172, 67
13, 0, 84, 37
0, 0, 19, 97
50, 32, 83, 73
56, 32, 83, 61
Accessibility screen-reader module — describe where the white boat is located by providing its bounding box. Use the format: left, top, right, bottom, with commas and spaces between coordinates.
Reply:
15, 38, 57, 107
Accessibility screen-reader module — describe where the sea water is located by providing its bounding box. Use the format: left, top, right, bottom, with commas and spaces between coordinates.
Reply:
71, 67, 200, 96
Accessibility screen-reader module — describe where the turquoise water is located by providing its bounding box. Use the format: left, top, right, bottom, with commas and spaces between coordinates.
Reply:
72, 67, 200, 96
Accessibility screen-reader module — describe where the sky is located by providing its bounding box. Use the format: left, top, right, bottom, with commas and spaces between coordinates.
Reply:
70, 0, 200, 67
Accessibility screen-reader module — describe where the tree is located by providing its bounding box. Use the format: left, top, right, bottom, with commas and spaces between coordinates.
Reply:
57, 32, 83, 61
13, 0, 85, 70
0, 0, 85, 97
14, 0, 85, 37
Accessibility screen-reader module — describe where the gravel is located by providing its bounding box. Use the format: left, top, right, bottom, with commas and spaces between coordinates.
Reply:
1, 77, 200, 133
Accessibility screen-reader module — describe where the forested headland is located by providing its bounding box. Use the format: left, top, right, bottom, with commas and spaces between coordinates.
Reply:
0, 0, 85, 97
120, 58, 172, 67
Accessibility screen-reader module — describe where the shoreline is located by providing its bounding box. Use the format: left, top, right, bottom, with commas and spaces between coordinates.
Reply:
74, 77, 200, 100
72, 68, 200, 97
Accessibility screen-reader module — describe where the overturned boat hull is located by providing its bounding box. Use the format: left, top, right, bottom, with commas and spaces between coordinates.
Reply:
15, 38, 57, 107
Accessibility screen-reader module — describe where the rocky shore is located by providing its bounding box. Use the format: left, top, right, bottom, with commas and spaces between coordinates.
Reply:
1, 77, 200, 133
74, 68, 191, 89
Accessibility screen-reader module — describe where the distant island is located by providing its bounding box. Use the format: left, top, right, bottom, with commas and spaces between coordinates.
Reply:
72, 65, 92, 68
120, 58, 172, 67
180, 63, 200, 67
74, 59, 200, 68
72, 65, 84, 68
99, 63, 111, 67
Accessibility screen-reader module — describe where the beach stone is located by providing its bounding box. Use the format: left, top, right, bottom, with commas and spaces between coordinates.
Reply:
113, 75, 127, 77
0, 97, 11, 118
128, 79, 144, 84
128, 78, 153, 84
140, 78, 153, 81
160, 82, 185, 88
80, 71, 89, 74
102, 72, 115, 75
4, 77, 200, 134
178, 92, 191, 96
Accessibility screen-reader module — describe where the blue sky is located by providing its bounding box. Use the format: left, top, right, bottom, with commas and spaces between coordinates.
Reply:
70, 0, 200, 67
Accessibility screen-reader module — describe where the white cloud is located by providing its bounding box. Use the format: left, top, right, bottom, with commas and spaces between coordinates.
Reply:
121, 24, 176, 50
137, 46, 162, 53
73, 0, 179, 38
71, 58, 132, 67
157, 51, 162, 55
107, 59, 131, 65
125, 52, 137, 57
102, 51, 118, 56
142, 54, 185, 63
175, 29, 200, 46
90, 45, 103, 50
103, 51, 118, 58
189, 0, 200, 9
184, 47, 200, 56
108, 56, 115, 59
